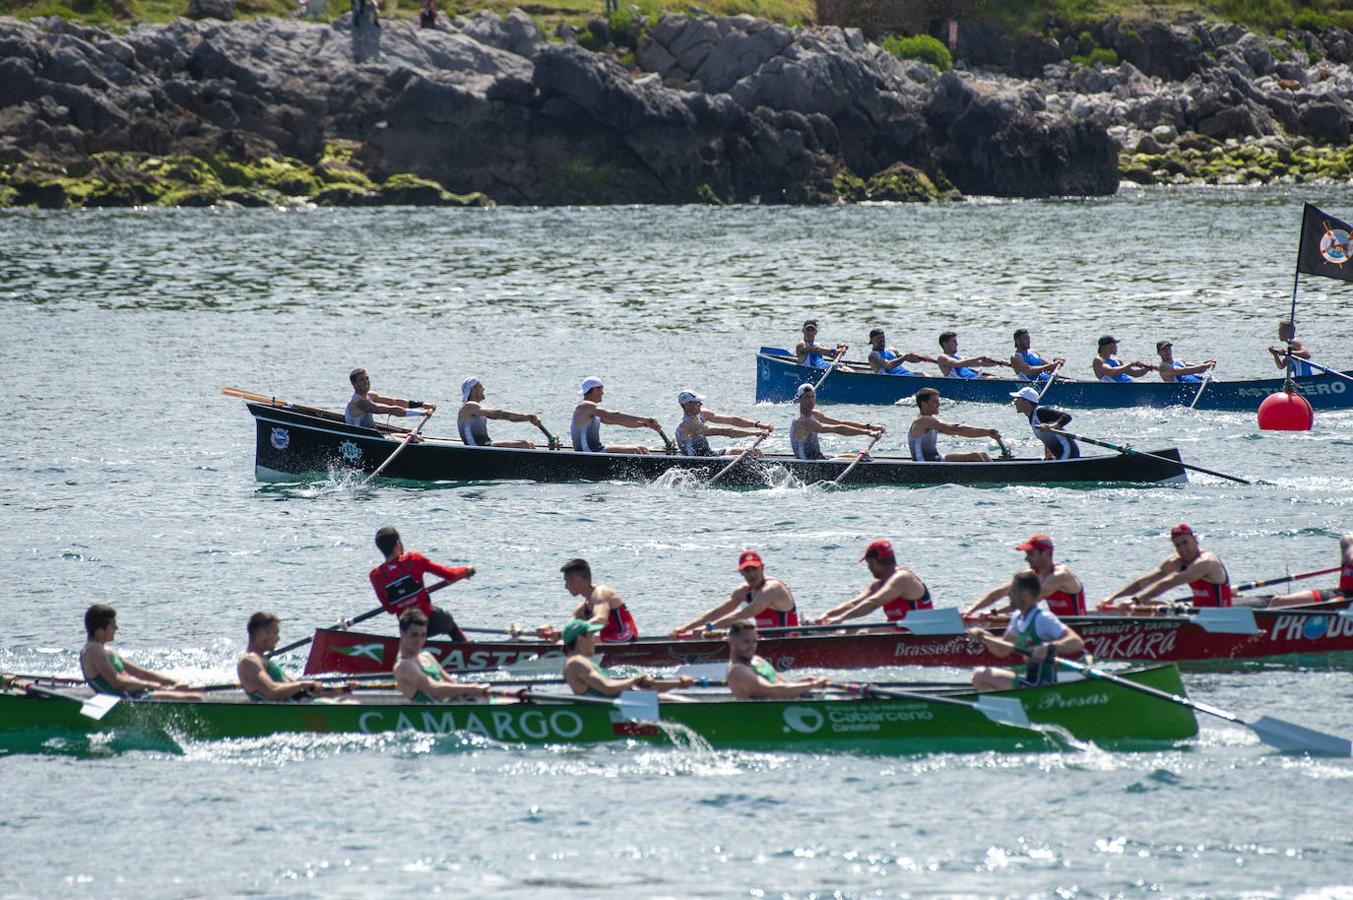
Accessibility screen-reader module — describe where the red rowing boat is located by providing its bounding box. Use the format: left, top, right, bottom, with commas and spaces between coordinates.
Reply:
302, 601, 1353, 674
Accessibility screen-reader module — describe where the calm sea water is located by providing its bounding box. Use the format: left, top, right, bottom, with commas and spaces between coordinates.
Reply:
3, 186, 1353, 897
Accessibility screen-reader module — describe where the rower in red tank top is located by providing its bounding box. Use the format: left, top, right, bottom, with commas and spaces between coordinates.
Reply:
1098, 523, 1231, 610
538, 557, 640, 644
965, 533, 1087, 618
817, 540, 936, 626
670, 550, 800, 636
1267, 532, 1353, 607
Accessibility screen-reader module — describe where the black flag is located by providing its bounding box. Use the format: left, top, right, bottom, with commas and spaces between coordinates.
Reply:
1297, 202, 1353, 282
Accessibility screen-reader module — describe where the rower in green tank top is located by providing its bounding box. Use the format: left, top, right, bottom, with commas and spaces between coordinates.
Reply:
392, 609, 492, 703
238, 611, 349, 701
724, 620, 827, 701
79, 603, 203, 701
561, 619, 692, 698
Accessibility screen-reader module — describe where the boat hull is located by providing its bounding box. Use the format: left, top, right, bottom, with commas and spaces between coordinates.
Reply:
303, 604, 1353, 674
249, 403, 1186, 487
755, 350, 1353, 410
0, 665, 1197, 753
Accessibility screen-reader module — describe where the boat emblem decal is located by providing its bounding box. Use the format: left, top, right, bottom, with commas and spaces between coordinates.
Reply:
270, 427, 290, 450
338, 440, 362, 462
1320, 227, 1352, 266
336, 642, 384, 663
782, 706, 824, 734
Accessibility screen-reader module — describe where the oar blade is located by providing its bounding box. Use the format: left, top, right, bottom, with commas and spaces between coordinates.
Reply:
616, 690, 661, 723
974, 695, 1031, 729
1248, 715, 1353, 757
903, 608, 965, 636
80, 694, 121, 721
1193, 608, 1260, 635
502, 654, 569, 677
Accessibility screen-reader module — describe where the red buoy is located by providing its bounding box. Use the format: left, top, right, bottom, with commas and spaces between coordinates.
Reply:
1257, 391, 1314, 430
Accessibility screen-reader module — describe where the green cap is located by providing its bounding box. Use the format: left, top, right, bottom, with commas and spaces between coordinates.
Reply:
561, 618, 603, 645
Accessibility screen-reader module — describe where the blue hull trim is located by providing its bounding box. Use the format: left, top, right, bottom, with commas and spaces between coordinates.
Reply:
755, 348, 1353, 410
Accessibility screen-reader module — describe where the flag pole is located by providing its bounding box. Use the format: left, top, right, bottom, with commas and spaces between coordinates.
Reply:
1285, 205, 1307, 391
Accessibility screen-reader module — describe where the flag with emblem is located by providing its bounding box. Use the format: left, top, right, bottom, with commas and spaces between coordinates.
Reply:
1297, 203, 1353, 282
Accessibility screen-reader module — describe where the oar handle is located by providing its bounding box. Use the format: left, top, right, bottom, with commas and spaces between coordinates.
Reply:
267, 579, 456, 658
531, 420, 561, 450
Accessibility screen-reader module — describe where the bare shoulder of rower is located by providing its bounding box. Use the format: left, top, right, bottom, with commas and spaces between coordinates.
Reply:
236, 652, 264, 684
573, 400, 597, 423
1046, 563, 1082, 593
458, 400, 480, 420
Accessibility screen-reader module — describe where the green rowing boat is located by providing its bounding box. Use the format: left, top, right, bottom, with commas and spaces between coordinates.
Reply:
0, 665, 1197, 754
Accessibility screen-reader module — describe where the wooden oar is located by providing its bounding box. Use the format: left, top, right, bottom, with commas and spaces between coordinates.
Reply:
1298, 358, 1353, 385
823, 432, 881, 487
530, 420, 561, 450
1233, 565, 1341, 594
363, 409, 433, 484
1003, 644, 1351, 756
1035, 361, 1063, 401
811, 347, 848, 392
709, 432, 768, 485
1048, 428, 1251, 485
267, 579, 457, 658
654, 425, 677, 455
1187, 366, 1215, 410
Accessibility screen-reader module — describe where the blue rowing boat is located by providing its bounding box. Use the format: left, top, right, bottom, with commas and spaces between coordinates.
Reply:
755, 347, 1353, 410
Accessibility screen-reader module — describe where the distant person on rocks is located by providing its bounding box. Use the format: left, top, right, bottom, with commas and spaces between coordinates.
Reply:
795, 319, 848, 370
1092, 336, 1152, 382
457, 376, 546, 449
80, 604, 202, 700
351, 0, 381, 60
1156, 341, 1215, 383
936, 331, 1005, 379
1269, 319, 1314, 377
866, 328, 933, 376
345, 368, 432, 428
368, 526, 475, 642
1009, 328, 1065, 382
418, 0, 436, 28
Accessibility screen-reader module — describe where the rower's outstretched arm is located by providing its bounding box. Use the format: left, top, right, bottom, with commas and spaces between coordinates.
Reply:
671, 595, 742, 635
1100, 561, 1171, 606
965, 581, 1012, 616
817, 587, 873, 622
596, 408, 661, 432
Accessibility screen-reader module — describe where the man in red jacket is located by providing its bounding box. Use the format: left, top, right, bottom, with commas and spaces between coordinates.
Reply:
368, 526, 474, 642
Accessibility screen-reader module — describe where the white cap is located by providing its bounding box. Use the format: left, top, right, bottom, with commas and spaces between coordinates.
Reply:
461, 376, 481, 402
795, 383, 815, 399
677, 390, 704, 406
1009, 386, 1040, 404
580, 377, 605, 395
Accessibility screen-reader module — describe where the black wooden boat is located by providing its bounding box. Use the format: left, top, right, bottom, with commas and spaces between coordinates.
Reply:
241, 398, 1188, 487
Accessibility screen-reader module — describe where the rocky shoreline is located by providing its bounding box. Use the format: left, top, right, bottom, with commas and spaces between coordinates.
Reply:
0, 10, 1349, 209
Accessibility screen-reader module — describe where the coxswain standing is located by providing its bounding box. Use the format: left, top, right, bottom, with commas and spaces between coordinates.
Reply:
1155, 341, 1216, 383
866, 328, 933, 376
671, 550, 800, 636
936, 331, 1005, 379
795, 319, 847, 370
457, 376, 547, 449
965, 533, 1087, 618
967, 571, 1085, 691
1008, 386, 1079, 460
80, 604, 202, 700
538, 558, 640, 643
817, 540, 935, 626
673, 390, 771, 457
908, 387, 1002, 462
725, 620, 828, 700
1269, 533, 1353, 607
572, 377, 663, 455
1098, 524, 1232, 610
345, 367, 434, 427
562, 619, 691, 697
368, 526, 475, 642
238, 612, 349, 701
789, 383, 882, 460
1268, 319, 1315, 377
1009, 328, 1065, 382
392, 610, 491, 702
1092, 336, 1152, 382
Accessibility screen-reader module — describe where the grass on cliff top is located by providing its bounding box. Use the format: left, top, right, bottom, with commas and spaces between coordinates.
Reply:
0, 0, 814, 29
978, 0, 1353, 33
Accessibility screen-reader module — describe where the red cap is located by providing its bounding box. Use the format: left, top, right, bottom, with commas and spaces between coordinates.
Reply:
1015, 533, 1054, 552
1170, 523, 1194, 537
860, 539, 895, 562
737, 550, 764, 571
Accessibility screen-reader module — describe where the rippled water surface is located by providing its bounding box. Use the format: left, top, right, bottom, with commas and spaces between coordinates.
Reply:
3, 186, 1353, 897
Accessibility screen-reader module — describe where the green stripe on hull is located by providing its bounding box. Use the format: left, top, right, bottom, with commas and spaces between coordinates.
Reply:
0, 665, 1196, 754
